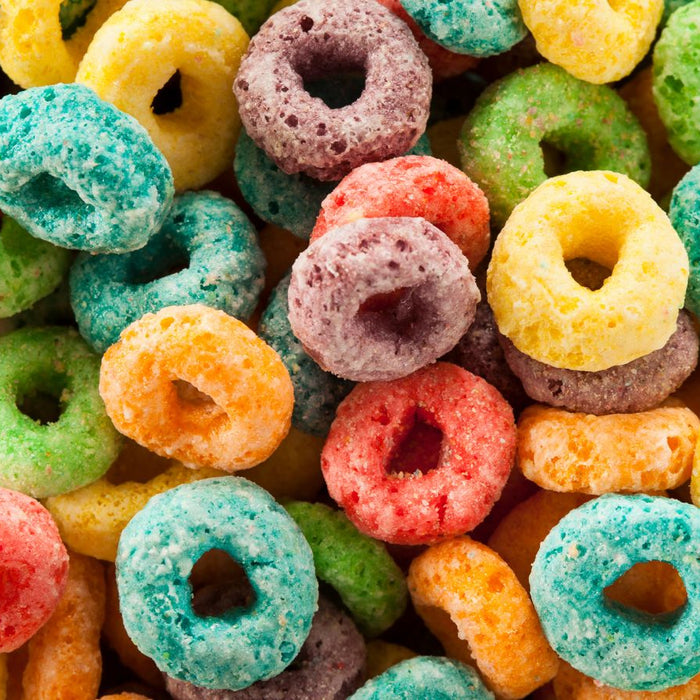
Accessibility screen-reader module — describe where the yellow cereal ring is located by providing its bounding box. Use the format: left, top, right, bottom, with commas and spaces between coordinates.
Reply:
518, 0, 663, 84
99, 304, 294, 472
407, 537, 559, 699
690, 432, 700, 506
0, 0, 128, 87
487, 171, 688, 371
517, 403, 699, 494
365, 640, 417, 679
21, 552, 105, 700
76, 0, 249, 191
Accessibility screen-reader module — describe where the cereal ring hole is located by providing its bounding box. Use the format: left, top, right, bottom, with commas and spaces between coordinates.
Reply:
358, 286, 431, 342
128, 238, 190, 285
540, 140, 569, 178
174, 379, 220, 412
386, 407, 443, 476
151, 70, 183, 116
59, 0, 97, 40
16, 370, 68, 425
564, 258, 612, 291
305, 74, 367, 110
189, 549, 256, 619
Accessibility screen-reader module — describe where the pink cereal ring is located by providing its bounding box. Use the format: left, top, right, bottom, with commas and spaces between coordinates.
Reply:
311, 156, 490, 269
0, 488, 69, 652
321, 362, 516, 545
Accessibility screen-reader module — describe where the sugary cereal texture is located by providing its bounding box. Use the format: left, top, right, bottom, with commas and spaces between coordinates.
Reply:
654, 3, 700, 165
517, 403, 700, 494
99, 305, 294, 472
519, 0, 663, 84
234, 0, 431, 181
487, 171, 688, 371
116, 477, 318, 690
0, 83, 174, 253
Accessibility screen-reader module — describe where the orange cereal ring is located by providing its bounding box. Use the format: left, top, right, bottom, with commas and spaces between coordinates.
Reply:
407, 537, 559, 699
0, 0, 128, 87
21, 552, 105, 700
517, 403, 700, 494
99, 304, 294, 471
76, 0, 249, 191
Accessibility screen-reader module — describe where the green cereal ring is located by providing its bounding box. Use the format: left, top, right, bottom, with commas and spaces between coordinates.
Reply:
0, 327, 122, 498
459, 62, 651, 228
284, 500, 408, 637
0, 215, 71, 318
654, 3, 700, 165
0, 83, 174, 253
215, 0, 278, 35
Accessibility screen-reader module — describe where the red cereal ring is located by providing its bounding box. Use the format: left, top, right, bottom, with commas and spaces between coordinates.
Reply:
321, 362, 516, 545
0, 488, 69, 652
310, 155, 490, 269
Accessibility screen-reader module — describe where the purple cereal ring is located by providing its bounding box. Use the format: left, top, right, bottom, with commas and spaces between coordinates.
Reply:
165, 596, 366, 699
500, 310, 699, 414
233, 0, 431, 181
288, 217, 479, 382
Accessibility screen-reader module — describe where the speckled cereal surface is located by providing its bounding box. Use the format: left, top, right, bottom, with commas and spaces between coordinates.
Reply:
459, 63, 650, 227
349, 656, 495, 699
116, 477, 318, 690
258, 273, 352, 436
399, 0, 526, 57
0, 83, 174, 253
530, 494, 700, 691
654, 3, 700, 165
234, 0, 431, 181
70, 191, 265, 353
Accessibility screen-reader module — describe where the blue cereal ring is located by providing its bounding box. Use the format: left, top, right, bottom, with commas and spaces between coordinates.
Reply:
530, 494, 700, 691
70, 190, 265, 353
258, 273, 352, 436
399, 0, 526, 57
116, 476, 318, 690
0, 83, 174, 253
349, 657, 494, 699
669, 164, 700, 318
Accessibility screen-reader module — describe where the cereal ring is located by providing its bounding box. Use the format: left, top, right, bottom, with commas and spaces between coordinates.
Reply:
0, 0, 128, 87
322, 362, 516, 545
288, 217, 479, 382
530, 494, 700, 691
398, 0, 526, 57
487, 171, 689, 371
70, 191, 265, 353
21, 552, 105, 700
116, 477, 318, 690
459, 63, 651, 228
0, 83, 174, 253
76, 0, 249, 191
0, 215, 71, 319
217, 0, 278, 35
165, 596, 366, 699
258, 273, 352, 436
233, 0, 432, 181
519, 0, 663, 84
670, 164, 700, 318
0, 327, 122, 498
285, 501, 407, 636
653, 4, 700, 165
663, 0, 693, 24
408, 538, 559, 698
517, 403, 699, 494
500, 310, 699, 414
349, 657, 494, 699
99, 305, 293, 471
0, 488, 69, 652
311, 156, 490, 269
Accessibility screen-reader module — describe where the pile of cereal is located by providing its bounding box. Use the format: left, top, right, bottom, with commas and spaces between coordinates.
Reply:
2, 0, 700, 697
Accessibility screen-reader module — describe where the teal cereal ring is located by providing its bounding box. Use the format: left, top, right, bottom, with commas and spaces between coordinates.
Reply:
459, 62, 650, 228
349, 657, 494, 699
116, 477, 318, 690
0, 327, 122, 498
530, 494, 700, 691
0, 83, 174, 253
670, 164, 700, 317
70, 191, 265, 353
0, 215, 71, 319
258, 273, 352, 436
398, 0, 526, 57
654, 3, 700, 165
284, 500, 407, 637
